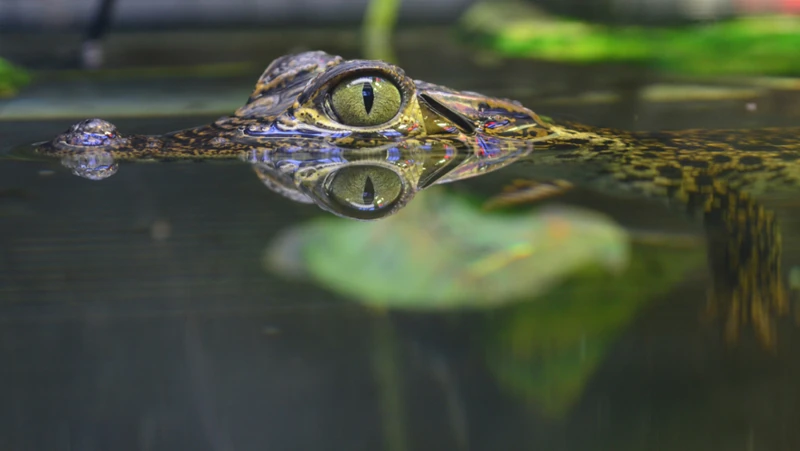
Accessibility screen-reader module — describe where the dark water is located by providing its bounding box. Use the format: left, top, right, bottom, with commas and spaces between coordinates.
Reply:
3, 49, 800, 451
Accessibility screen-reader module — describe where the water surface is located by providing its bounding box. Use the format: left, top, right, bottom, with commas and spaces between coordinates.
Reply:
2, 50, 800, 451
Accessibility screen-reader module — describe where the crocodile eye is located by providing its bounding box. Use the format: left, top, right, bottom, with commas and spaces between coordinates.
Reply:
329, 75, 401, 126
326, 166, 402, 212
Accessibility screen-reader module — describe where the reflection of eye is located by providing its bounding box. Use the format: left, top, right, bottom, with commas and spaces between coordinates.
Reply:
329, 75, 402, 126
326, 166, 403, 212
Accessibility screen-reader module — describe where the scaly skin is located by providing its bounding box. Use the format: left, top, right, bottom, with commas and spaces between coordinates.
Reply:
34, 51, 552, 161
505, 123, 800, 348
539, 122, 800, 198
32, 51, 800, 346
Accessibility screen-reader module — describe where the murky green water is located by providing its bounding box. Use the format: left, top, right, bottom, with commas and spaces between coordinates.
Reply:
3, 40, 800, 450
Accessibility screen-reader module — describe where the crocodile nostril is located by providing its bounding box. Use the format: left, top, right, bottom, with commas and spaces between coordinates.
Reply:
63, 118, 120, 147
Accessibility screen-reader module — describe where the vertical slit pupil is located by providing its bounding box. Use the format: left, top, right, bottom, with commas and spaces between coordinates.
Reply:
363, 176, 375, 205
362, 82, 374, 115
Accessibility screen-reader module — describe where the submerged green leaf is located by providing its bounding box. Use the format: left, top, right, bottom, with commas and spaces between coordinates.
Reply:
266, 187, 629, 309
483, 244, 704, 418
267, 186, 705, 419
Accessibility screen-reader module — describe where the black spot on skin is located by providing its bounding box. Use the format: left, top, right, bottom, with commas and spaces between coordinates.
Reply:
700, 132, 731, 142
679, 143, 706, 151
712, 155, 732, 163
779, 153, 800, 161
550, 144, 581, 151
633, 165, 649, 171
679, 159, 709, 169
566, 138, 590, 145
737, 144, 778, 152
695, 175, 714, 187
621, 175, 655, 183
700, 144, 727, 152
738, 156, 763, 166
640, 152, 659, 159
665, 185, 681, 197
657, 166, 683, 179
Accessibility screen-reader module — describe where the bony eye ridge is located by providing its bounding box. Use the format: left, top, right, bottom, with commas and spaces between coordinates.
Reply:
329, 75, 402, 127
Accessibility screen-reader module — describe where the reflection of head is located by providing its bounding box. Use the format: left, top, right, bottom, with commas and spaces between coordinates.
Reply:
254, 159, 412, 220
34, 51, 545, 220
252, 138, 533, 220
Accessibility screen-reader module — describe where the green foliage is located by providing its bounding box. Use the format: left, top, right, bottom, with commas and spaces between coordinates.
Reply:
0, 58, 30, 97
460, 2, 800, 75
362, 0, 401, 62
